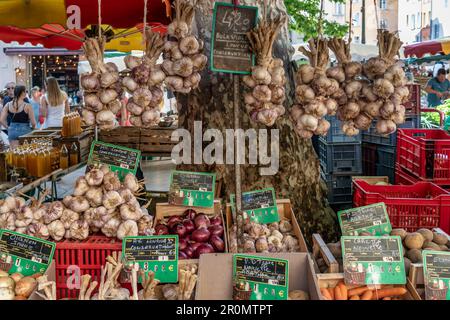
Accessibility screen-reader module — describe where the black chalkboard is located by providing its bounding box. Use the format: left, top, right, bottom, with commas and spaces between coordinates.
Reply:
211, 2, 258, 74
338, 203, 392, 236
172, 171, 215, 192
241, 189, 275, 211
343, 237, 402, 263
425, 252, 450, 279
123, 236, 177, 261
234, 255, 287, 286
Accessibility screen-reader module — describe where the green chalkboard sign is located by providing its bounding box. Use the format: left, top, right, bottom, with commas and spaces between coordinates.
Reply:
338, 203, 392, 236
423, 250, 450, 300
342, 236, 406, 285
122, 235, 178, 283
169, 171, 216, 208
230, 188, 279, 224
0, 229, 55, 276
87, 141, 141, 181
211, 2, 258, 74
233, 254, 288, 300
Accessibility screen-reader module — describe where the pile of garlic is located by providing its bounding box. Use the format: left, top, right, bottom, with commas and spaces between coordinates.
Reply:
229, 219, 300, 253
80, 37, 122, 130
243, 15, 286, 126
161, 0, 207, 93
123, 29, 166, 127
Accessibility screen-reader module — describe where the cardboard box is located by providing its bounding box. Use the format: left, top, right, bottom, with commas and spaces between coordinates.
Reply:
28, 260, 56, 300
225, 199, 308, 253
316, 273, 418, 300
195, 252, 320, 300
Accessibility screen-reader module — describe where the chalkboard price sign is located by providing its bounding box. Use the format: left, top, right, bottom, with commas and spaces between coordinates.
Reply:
0, 229, 55, 276
338, 203, 392, 236
342, 236, 406, 285
423, 250, 450, 300
169, 171, 216, 208
233, 254, 288, 300
87, 141, 141, 180
122, 235, 178, 283
211, 2, 258, 74
231, 188, 279, 224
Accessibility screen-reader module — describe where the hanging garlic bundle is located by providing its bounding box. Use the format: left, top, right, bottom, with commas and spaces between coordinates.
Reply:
360, 30, 407, 135
243, 13, 287, 126
80, 36, 123, 130
125, 29, 165, 127
161, 0, 207, 93
292, 38, 338, 138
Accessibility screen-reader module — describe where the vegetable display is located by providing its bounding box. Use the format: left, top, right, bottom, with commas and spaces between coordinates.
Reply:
0, 270, 40, 300
320, 281, 408, 300
243, 12, 287, 126
153, 209, 225, 259
161, 0, 207, 93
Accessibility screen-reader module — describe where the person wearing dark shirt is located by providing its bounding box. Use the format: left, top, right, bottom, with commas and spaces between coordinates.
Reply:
425, 69, 450, 107
3, 82, 30, 126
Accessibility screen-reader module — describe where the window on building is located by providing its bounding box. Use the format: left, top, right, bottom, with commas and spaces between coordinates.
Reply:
353, 12, 360, 26
380, 0, 387, 9
380, 19, 388, 29
334, 3, 344, 15
411, 14, 416, 29
406, 15, 409, 27
417, 12, 421, 27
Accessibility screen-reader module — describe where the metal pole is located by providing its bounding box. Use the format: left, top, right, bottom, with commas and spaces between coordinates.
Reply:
361, 0, 366, 44
233, 73, 243, 252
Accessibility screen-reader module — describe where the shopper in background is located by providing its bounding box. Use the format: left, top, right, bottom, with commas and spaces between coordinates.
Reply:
41, 77, 69, 128
0, 90, 7, 135
0, 85, 36, 147
30, 86, 42, 129
425, 68, 450, 107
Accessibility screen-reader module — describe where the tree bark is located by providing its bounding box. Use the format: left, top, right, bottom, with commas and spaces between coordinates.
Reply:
176, 0, 338, 244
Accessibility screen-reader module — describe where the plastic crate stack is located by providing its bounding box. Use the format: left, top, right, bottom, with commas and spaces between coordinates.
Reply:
361, 84, 421, 183
319, 115, 362, 206
396, 128, 450, 189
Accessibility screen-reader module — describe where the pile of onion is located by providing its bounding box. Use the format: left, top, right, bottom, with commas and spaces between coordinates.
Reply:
244, 15, 287, 126
124, 29, 166, 127
160, 0, 207, 93
80, 37, 122, 130
154, 208, 225, 259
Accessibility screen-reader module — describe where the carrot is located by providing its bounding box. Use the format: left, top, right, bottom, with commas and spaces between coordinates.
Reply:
334, 285, 345, 300
328, 288, 335, 300
383, 297, 391, 300
372, 287, 407, 300
361, 290, 373, 300
348, 286, 369, 297
349, 295, 360, 300
321, 288, 332, 300
337, 282, 348, 300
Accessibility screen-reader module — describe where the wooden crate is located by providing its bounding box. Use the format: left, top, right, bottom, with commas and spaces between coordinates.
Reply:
58, 130, 94, 162
225, 199, 309, 253
317, 273, 418, 300
98, 127, 140, 150
312, 233, 339, 273
140, 127, 177, 156
19, 130, 59, 145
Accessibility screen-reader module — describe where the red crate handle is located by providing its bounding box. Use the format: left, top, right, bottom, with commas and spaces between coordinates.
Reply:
421, 108, 444, 127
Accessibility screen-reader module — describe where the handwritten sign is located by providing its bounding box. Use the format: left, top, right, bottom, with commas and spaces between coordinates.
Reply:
342, 236, 406, 285
87, 141, 141, 180
423, 250, 450, 300
233, 254, 288, 300
0, 229, 55, 276
211, 2, 258, 74
231, 188, 279, 224
338, 203, 392, 236
169, 171, 216, 208
122, 235, 178, 283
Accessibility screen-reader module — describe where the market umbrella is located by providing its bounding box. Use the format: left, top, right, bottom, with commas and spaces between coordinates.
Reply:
404, 37, 450, 58
0, 0, 172, 51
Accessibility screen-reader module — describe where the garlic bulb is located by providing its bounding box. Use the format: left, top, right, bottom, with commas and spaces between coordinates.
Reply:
117, 220, 138, 240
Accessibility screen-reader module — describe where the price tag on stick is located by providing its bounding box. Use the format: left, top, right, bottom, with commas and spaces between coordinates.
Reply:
233, 254, 288, 300
423, 250, 450, 300
230, 188, 279, 224
169, 171, 216, 208
338, 203, 392, 236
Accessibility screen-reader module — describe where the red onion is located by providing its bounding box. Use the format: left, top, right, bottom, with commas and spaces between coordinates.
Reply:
190, 242, 202, 251
179, 238, 188, 251
194, 214, 210, 229
155, 224, 169, 235
183, 209, 197, 220
168, 216, 183, 229
210, 235, 225, 252
184, 234, 192, 243
194, 243, 215, 258
179, 251, 188, 259
210, 215, 222, 226
171, 223, 187, 238
183, 219, 195, 234
208, 225, 224, 237
192, 227, 210, 243
184, 246, 194, 258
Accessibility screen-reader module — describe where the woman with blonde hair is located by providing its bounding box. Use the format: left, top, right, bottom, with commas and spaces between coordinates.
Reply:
41, 77, 69, 128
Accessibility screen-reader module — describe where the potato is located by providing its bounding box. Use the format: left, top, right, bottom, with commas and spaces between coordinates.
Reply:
327, 242, 342, 259
391, 228, 407, 240
406, 249, 423, 263
405, 233, 424, 250
422, 241, 441, 251
439, 245, 449, 251
433, 232, 449, 245
404, 257, 411, 275
417, 228, 433, 242
288, 290, 309, 300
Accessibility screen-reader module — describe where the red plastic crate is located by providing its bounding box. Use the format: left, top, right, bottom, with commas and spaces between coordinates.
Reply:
55, 235, 122, 299
397, 129, 450, 185
395, 165, 418, 185
353, 180, 450, 232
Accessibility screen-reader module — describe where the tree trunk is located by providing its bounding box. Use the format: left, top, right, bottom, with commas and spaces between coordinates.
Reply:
176, 0, 338, 244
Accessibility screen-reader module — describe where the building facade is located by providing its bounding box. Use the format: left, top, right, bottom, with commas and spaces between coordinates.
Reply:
431, 0, 450, 39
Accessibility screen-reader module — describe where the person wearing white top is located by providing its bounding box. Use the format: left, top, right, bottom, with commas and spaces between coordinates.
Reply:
41, 77, 69, 129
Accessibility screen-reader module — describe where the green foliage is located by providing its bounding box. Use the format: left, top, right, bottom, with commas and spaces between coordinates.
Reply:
421, 99, 450, 129
285, 0, 348, 40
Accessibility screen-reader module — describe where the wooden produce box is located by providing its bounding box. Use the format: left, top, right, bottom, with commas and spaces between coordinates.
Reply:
140, 127, 177, 157
316, 273, 418, 300
98, 126, 140, 150
195, 252, 320, 300
57, 130, 94, 162
225, 199, 309, 253
19, 130, 59, 145
154, 200, 229, 257
312, 234, 340, 273
28, 260, 56, 300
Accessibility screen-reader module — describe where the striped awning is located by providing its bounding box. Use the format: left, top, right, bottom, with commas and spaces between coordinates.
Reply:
404, 37, 450, 58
